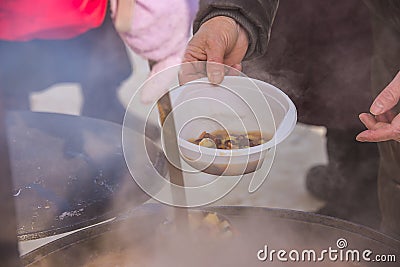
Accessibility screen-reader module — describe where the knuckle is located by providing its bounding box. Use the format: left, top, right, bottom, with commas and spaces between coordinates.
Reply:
380, 88, 398, 103
205, 39, 219, 50
184, 46, 206, 61
182, 55, 191, 63
393, 126, 400, 134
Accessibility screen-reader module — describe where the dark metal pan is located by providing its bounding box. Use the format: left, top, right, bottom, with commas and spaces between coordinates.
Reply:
22, 204, 400, 266
6, 111, 166, 241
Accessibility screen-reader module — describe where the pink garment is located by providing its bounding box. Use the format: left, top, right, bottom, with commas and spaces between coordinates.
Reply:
0, 0, 107, 41
110, 0, 199, 103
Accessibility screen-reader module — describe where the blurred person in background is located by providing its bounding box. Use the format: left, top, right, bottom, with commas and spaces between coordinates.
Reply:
356, 0, 400, 239
182, 0, 400, 238
0, 0, 131, 124
0, 0, 198, 124
238, 0, 380, 227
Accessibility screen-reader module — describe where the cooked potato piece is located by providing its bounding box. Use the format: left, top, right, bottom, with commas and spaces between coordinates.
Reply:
199, 138, 216, 148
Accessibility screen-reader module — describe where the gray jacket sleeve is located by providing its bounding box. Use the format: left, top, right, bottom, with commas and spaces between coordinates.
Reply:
193, 0, 279, 60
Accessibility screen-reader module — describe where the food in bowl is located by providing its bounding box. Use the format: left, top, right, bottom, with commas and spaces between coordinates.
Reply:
188, 130, 271, 150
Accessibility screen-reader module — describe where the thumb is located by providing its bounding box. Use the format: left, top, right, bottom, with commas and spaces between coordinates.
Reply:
370, 71, 400, 115
206, 44, 226, 84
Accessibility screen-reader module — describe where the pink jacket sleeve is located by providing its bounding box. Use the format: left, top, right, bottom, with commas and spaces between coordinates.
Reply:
111, 0, 198, 63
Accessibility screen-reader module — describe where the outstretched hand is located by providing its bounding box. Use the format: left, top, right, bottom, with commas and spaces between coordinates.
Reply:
357, 71, 400, 142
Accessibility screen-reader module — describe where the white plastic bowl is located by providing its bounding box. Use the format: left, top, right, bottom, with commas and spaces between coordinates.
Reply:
167, 76, 297, 176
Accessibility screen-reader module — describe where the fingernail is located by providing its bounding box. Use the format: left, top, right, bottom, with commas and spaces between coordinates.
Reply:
370, 101, 384, 115
356, 133, 366, 142
356, 137, 367, 142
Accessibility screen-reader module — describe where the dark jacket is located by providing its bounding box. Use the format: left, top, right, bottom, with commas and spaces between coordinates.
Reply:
364, 0, 400, 239
195, 0, 400, 238
194, 0, 374, 130
364, 0, 400, 33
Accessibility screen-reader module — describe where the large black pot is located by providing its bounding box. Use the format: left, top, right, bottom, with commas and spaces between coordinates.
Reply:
7, 111, 166, 240
22, 204, 400, 267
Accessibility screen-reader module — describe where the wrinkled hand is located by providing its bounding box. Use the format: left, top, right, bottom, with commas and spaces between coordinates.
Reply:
110, 0, 198, 104
182, 16, 249, 84
357, 71, 400, 142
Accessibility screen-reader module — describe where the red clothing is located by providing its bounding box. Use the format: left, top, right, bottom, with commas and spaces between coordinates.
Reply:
0, 0, 107, 41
